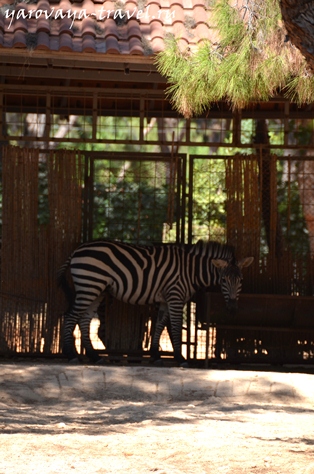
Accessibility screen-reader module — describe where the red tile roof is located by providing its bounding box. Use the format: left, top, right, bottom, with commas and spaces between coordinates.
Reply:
0, 0, 214, 56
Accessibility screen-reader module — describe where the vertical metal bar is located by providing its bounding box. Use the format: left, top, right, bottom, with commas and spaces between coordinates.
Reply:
193, 301, 198, 360
185, 118, 190, 145
186, 304, 191, 362
287, 158, 291, 236
0, 90, 3, 140
175, 157, 181, 244
92, 93, 97, 141
204, 296, 211, 369
187, 155, 194, 244
82, 154, 90, 241
232, 110, 241, 147
175, 154, 186, 244
284, 101, 289, 146
185, 154, 194, 361
44, 93, 51, 140
180, 154, 187, 244
139, 96, 144, 142
88, 157, 95, 241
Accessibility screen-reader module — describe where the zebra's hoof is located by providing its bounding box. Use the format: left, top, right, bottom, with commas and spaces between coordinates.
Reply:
153, 359, 164, 367
180, 361, 189, 368
95, 357, 105, 365
68, 357, 80, 364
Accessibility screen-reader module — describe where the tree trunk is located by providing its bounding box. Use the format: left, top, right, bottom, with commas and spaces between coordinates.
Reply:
280, 0, 314, 71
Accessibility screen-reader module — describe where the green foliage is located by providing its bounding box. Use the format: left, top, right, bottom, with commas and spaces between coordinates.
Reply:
277, 170, 309, 258
92, 166, 169, 243
284, 74, 314, 105
155, 0, 312, 117
213, 0, 246, 48
191, 158, 226, 242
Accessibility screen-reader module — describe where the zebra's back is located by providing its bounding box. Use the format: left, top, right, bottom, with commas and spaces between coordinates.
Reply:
69, 240, 192, 306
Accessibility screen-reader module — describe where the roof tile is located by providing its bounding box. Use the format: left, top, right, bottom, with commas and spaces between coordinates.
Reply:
59, 0, 72, 12
104, 18, 118, 38
59, 18, 74, 34
82, 33, 96, 52
36, 30, 51, 50
129, 35, 143, 55
171, 4, 184, 24
37, 0, 52, 10
128, 19, 141, 39
102, 1, 116, 16
192, 0, 206, 6
171, 0, 184, 8
150, 19, 164, 38
13, 29, 27, 48
195, 22, 210, 42
50, 36, 59, 50
150, 35, 164, 53
81, 0, 95, 15
146, 3, 160, 23
0, 0, 217, 56
59, 30, 73, 50
14, 15, 28, 33
81, 17, 96, 36
37, 16, 51, 33
125, 0, 138, 11
105, 35, 120, 54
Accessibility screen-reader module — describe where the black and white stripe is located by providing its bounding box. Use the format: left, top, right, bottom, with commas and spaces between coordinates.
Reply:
58, 240, 253, 365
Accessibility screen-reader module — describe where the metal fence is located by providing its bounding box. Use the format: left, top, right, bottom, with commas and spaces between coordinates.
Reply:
1, 146, 314, 364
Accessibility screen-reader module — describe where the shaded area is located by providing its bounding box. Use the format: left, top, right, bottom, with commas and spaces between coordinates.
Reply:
0, 364, 314, 474
0, 363, 312, 406
1, 400, 314, 436
0, 400, 314, 474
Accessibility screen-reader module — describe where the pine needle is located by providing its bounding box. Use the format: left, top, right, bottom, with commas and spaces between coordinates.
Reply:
155, 0, 314, 117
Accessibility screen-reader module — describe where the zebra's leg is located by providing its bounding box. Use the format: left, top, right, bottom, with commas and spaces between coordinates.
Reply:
166, 318, 175, 349
155, 308, 175, 350
78, 295, 106, 364
63, 312, 81, 363
97, 295, 107, 347
167, 301, 189, 368
150, 304, 170, 364
78, 314, 103, 364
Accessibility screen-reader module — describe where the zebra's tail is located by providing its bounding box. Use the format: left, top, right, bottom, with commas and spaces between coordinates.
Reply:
57, 255, 74, 309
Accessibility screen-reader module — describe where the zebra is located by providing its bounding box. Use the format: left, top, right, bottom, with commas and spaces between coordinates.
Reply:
57, 239, 253, 366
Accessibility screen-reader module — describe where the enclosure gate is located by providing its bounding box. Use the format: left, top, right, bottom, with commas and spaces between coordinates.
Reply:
79, 151, 188, 361
82, 151, 187, 244
0, 147, 188, 360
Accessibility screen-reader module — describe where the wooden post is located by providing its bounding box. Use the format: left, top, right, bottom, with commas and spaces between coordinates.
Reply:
205, 294, 211, 369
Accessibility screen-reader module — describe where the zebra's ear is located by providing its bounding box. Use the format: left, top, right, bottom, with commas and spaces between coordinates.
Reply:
238, 257, 254, 269
211, 259, 228, 269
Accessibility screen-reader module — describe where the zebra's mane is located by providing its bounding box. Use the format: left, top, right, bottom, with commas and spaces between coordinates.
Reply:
190, 240, 235, 260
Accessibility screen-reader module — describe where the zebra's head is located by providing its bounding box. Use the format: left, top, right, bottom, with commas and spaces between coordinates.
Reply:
211, 256, 254, 312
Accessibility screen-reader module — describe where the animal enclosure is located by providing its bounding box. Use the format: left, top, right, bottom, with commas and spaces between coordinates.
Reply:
1, 140, 314, 364
1, 0, 314, 366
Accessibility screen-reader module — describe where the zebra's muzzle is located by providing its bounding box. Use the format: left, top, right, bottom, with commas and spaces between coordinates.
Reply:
227, 299, 238, 313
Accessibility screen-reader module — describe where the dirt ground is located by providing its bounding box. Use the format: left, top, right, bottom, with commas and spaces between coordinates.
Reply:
0, 363, 314, 474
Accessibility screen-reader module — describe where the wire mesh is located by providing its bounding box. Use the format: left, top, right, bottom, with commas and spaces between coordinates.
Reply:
6, 92, 314, 150
2, 145, 314, 363
189, 152, 314, 364
190, 153, 314, 296
88, 156, 180, 244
